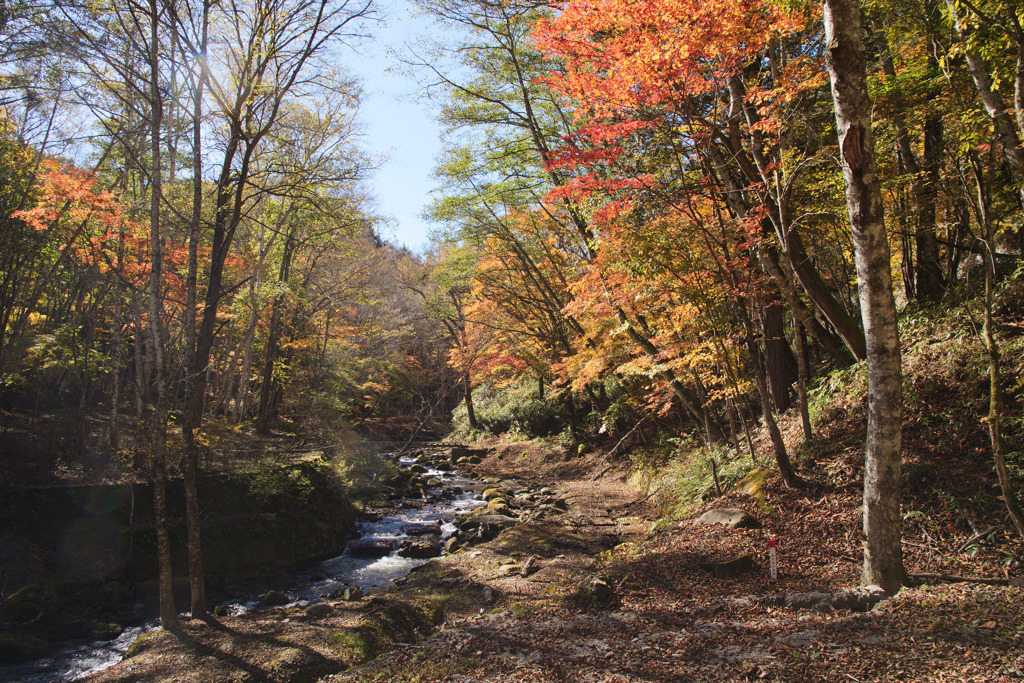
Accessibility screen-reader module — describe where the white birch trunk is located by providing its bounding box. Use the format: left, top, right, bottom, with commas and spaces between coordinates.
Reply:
823, 0, 907, 593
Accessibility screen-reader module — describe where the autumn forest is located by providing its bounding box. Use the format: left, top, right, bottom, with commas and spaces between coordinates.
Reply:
2, 0, 1024, 678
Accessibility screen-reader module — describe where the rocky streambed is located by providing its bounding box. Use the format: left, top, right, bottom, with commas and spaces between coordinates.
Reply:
0, 443, 575, 682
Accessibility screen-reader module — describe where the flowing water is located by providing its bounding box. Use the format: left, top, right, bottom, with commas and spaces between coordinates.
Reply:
0, 448, 483, 682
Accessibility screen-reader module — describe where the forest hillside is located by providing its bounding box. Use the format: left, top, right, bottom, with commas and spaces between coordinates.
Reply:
2, 0, 1024, 678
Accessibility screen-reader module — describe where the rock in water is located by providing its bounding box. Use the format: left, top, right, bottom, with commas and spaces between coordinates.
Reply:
398, 535, 442, 559
404, 521, 442, 536
262, 590, 290, 606
347, 539, 395, 558
694, 508, 760, 529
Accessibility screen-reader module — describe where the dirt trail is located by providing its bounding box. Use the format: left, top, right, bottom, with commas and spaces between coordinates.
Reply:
85, 441, 1024, 682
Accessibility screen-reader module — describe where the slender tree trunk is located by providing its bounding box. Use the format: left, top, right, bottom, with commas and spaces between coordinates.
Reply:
950, 3, 1024, 203
132, 299, 146, 443
464, 372, 478, 430
916, 115, 945, 300
763, 295, 797, 412
256, 230, 297, 432
110, 282, 122, 451
876, 22, 945, 301
824, 0, 907, 592
793, 314, 814, 444
181, 5, 209, 618
738, 303, 802, 487
147, 0, 180, 630
970, 159, 1024, 541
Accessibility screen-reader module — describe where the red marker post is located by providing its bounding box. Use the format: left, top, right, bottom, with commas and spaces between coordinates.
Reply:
768, 538, 777, 580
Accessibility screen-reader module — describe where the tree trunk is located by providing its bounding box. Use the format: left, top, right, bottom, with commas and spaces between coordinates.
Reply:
793, 314, 814, 444
876, 22, 945, 301
146, 0, 180, 629
738, 303, 802, 487
181, 7, 209, 618
110, 284, 122, 451
916, 115, 945, 300
464, 373, 478, 430
256, 229, 297, 432
970, 158, 1024, 541
763, 295, 797, 412
824, 0, 907, 593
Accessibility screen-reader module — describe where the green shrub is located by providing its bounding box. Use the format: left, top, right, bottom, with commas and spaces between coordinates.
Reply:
451, 379, 569, 438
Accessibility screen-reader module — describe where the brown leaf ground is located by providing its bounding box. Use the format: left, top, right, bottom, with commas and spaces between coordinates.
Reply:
85, 439, 1024, 682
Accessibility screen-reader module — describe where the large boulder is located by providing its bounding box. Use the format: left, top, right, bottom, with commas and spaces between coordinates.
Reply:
456, 514, 517, 532
694, 508, 760, 529
397, 535, 442, 559
457, 514, 518, 543
304, 602, 333, 619
404, 521, 442, 536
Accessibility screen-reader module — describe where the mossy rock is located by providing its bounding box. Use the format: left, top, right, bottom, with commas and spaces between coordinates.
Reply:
262, 590, 291, 606
0, 633, 50, 663
89, 622, 124, 641
563, 577, 618, 609
125, 630, 164, 659
481, 488, 503, 501
0, 583, 60, 625
734, 468, 772, 512
486, 499, 510, 515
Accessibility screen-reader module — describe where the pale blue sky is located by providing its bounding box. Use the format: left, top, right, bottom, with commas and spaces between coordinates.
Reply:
347, 0, 444, 253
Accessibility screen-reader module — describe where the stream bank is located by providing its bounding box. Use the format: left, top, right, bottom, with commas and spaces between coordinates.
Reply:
74, 440, 629, 683
0, 458, 356, 670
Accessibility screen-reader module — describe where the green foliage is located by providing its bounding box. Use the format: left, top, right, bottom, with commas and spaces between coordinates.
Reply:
645, 442, 757, 526
808, 362, 869, 425
333, 446, 404, 504
451, 379, 568, 438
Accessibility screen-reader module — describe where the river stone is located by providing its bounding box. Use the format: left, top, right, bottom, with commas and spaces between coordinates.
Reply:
305, 602, 333, 619
89, 622, 124, 641
262, 590, 291, 606
409, 464, 428, 474
405, 521, 443, 536
486, 499, 511, 515
695, 508, 760, 529
398, 535, 442, 559
481, 488, 504, 501
457, 514, 518, 532
348, 539, 395, 558
445, 537, 460, 553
